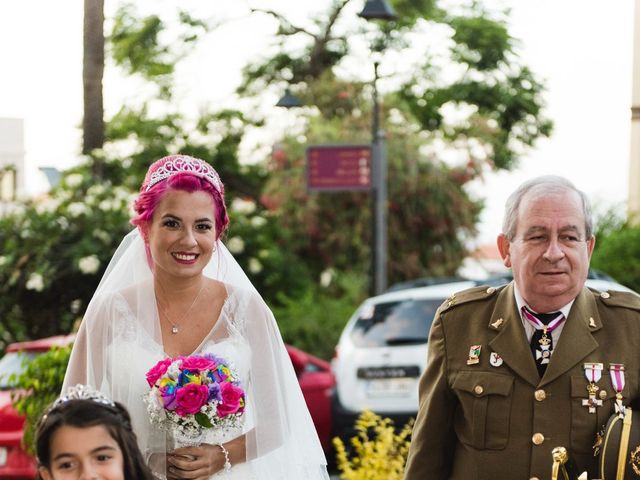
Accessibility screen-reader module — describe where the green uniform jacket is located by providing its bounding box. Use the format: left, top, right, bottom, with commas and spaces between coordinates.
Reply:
404, 282, 640, 480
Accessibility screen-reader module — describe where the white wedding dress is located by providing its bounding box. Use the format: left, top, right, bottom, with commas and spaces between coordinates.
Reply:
63, 232, 329, 480
107, 285, 257, 479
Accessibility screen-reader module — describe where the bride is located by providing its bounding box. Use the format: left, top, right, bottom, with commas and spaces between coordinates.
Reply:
62, 155, 329, 479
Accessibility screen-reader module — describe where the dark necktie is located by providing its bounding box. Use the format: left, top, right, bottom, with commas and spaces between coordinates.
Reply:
521, 307, 565, 377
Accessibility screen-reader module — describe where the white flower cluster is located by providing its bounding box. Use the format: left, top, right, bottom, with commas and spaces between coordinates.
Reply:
26, 273, 45, 292
230, 198, 256, 215
248, 258, 262, 274
226, 237, 245, 254
65, 173, 84, 188
78, 255, 101, 274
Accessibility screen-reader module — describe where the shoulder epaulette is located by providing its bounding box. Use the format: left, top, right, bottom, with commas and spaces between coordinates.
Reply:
439, 284, 505, 313
593, 289, 640, 311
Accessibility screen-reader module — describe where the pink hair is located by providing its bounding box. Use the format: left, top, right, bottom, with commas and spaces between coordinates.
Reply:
132, 173, 229, 238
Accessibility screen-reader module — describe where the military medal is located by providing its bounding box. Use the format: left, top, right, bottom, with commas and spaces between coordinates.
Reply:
489, 351, 503, 367
467, 345, 481, 365
582, 362, 604, 413
609, 363, 626, 416
490, 318, 504, 329
521, 308, 565, 365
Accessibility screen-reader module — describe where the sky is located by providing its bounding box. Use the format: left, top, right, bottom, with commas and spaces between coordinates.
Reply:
0, 0, 637, 244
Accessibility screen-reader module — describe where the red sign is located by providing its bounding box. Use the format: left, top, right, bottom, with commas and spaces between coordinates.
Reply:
306, 145, 371, 191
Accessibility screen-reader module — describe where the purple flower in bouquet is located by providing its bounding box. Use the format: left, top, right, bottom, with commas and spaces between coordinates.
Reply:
207, 382, 221, 402
160, 384, 178, 411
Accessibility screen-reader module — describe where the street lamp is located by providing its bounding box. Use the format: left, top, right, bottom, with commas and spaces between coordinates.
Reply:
276, 88, 303, 108
359, 0, 396, 295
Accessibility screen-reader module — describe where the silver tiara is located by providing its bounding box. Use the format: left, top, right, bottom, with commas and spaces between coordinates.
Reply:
145, 156, 223, 192
50, 384, 116, 411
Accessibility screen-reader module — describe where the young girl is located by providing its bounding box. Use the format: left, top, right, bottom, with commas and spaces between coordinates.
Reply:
35, 384, 154, 480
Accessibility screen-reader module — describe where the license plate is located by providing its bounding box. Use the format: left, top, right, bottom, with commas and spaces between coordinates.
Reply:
357, 365, 420, 379
0, 447, 7, 466
366, 378, 415, 398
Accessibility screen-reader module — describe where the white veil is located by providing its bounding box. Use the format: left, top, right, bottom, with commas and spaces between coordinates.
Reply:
63, 228, 330, 479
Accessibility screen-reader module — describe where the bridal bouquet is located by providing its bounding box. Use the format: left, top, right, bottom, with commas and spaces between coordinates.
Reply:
144, 354, 246, 437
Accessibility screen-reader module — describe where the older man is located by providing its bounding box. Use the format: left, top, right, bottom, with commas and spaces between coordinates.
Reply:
404, 176, 640, 479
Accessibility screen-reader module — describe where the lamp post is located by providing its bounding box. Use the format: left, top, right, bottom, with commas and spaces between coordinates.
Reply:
276, 88, 302, 109
359, 0, 396, 295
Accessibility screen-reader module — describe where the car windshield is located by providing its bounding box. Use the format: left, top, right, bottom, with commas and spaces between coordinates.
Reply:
0, 351, 36, 389
350, 298, 443, 348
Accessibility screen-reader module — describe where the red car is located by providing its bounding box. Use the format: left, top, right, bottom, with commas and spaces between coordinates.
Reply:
0, 335, 335, 479
0, 335, 74, 479
285, 343, 336, 452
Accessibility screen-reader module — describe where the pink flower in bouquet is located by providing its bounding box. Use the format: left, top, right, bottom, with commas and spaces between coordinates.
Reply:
181, 355, 217, 372
217, 382, 245, 416
175, 383, 209, 416
146, 358, 173, 386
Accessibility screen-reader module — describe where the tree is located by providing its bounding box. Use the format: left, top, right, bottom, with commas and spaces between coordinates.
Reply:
591, 211, 640, 292
82, 0, 105, 158
241, 0, 551, 284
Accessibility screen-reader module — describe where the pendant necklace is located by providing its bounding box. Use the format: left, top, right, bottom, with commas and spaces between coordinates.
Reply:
156, 280, 206, 334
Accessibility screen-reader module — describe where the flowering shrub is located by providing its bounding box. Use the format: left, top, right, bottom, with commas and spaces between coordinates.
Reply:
0, 165, 133, 350
8, 345, 72, 454
333, 410, 414, 480
144, 354, 246, 437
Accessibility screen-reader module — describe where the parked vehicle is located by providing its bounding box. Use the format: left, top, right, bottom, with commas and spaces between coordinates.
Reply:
0, 335, 335, 478
331, 273, 637, 441
286, 344, 336, 452
0, 335, 73, 479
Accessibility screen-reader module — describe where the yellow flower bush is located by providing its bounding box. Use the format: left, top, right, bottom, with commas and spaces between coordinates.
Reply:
333, 410, 414, 480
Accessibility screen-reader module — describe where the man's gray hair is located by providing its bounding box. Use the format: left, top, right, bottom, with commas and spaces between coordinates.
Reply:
502, 175, 593, 241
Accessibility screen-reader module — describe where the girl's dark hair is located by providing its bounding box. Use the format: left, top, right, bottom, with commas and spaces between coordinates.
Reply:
35, 399, 155, 480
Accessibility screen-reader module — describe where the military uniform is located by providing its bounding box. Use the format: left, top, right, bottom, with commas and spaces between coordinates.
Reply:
404, 282, 640, 480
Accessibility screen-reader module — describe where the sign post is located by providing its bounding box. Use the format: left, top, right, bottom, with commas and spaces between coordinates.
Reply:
306, 145, 371, 191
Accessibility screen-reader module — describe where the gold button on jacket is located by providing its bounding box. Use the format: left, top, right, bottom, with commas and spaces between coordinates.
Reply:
404, 283, 640, 480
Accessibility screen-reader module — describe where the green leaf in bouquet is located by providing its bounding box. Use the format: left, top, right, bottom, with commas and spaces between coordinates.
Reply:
195, 412, 213, 428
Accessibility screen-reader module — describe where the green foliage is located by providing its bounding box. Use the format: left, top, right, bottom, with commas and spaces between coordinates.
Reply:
8, 345, 72, 455
333, 410, 414, 480
449, 14, 511, 70
591, 221, 640, 293
109, 3, 208, 97
272, 273, 367, 360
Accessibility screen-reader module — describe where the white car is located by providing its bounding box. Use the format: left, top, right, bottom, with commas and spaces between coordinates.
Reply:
331, 274, 636, 440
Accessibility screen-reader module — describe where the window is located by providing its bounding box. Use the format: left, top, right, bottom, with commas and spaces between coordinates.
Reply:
350, 298, 443, 348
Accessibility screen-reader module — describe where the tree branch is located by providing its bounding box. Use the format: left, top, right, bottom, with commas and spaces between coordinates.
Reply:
306, 0, 351, 78
250, 8, 316, 38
